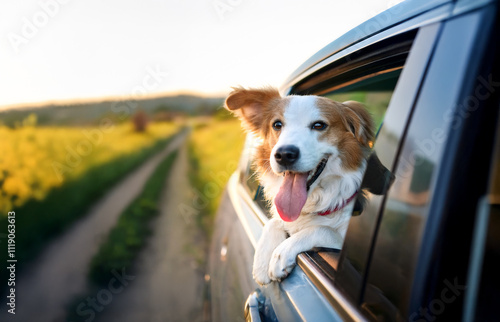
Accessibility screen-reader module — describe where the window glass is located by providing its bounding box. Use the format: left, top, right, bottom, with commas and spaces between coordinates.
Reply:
322, 70, 404, 305
239, 134, 272, 216
245, 166, 270, 213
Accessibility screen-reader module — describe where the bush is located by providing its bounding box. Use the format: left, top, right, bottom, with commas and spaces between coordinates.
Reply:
187, 118, 245, 235
132, 110, 148, 132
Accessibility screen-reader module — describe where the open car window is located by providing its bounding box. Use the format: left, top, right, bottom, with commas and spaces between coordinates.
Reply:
287, 25, 442, 313
238, 22, 442, 316
240, 27, 422, 226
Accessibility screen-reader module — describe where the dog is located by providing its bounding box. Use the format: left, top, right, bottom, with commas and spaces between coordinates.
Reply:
225, 87, 375, 285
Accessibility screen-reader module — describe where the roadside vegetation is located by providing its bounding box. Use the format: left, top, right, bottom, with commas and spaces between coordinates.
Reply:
0, 120, 181, 287
188, 111, 246, 234
66, 149, 178, 321
89, 150, 178, 284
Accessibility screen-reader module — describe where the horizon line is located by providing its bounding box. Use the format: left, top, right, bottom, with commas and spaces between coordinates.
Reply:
0, 89, 229, 112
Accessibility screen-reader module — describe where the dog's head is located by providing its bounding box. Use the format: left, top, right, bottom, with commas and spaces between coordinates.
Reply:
226, 87, 374, 221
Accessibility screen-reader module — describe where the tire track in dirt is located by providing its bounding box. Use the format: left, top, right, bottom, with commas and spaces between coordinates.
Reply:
94, 135, 208, 322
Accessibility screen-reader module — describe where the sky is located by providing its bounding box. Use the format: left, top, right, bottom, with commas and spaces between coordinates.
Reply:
0, 0, 404, 110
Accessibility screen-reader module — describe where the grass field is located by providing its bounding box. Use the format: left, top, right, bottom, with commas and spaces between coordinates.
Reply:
0, 122, 181, 290
188, 117, 246, 234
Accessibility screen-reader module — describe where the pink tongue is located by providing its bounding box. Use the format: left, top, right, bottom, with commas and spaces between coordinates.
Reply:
275, 172, 308, 222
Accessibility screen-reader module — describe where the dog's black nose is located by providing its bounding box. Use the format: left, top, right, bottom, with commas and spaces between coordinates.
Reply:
275, 145, 300, 166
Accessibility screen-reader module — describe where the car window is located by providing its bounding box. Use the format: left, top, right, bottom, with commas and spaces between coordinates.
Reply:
239, 24, 435, 315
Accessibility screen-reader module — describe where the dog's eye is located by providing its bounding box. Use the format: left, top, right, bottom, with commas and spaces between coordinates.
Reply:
312, 121, 327, 131
272, 121, 283, 131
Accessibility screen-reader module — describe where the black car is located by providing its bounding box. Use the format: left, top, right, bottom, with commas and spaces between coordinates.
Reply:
209, 0, 500, 320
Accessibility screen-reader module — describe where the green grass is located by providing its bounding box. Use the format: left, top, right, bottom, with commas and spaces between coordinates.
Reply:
0, 131, 181, 292
66, 149, 178, 321
187, 117, 245, 235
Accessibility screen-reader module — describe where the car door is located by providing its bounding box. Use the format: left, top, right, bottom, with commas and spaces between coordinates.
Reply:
209, 22, 439, 322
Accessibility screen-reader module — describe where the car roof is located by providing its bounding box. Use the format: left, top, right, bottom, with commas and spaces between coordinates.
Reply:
281, 0, 494, 90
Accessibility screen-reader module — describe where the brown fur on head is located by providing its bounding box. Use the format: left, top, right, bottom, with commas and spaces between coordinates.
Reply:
225, 86, 281, 135
314, 97, 374, 171
225, 87, 283, 172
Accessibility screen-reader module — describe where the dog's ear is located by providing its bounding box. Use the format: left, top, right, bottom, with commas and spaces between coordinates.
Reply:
341, 101, 375, 147
225, 86, 281, 134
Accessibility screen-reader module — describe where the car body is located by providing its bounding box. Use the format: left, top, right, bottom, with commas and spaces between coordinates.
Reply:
209, 0, 500, 320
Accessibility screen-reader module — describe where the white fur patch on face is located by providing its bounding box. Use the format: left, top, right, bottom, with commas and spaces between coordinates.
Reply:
284, 96, 322, 126
270, 96, 338, 174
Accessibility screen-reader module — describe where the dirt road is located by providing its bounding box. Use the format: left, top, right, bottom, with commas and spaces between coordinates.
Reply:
0, 131, 188, 322
94, 139, 208, 322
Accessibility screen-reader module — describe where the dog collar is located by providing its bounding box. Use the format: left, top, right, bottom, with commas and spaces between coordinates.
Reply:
317, 191, 358, 216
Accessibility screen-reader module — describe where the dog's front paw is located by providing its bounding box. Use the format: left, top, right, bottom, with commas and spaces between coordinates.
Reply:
253, 249, 272, 285
253, 264, 272, 286
252, 217, 288, 285
268, 241, 297, 281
